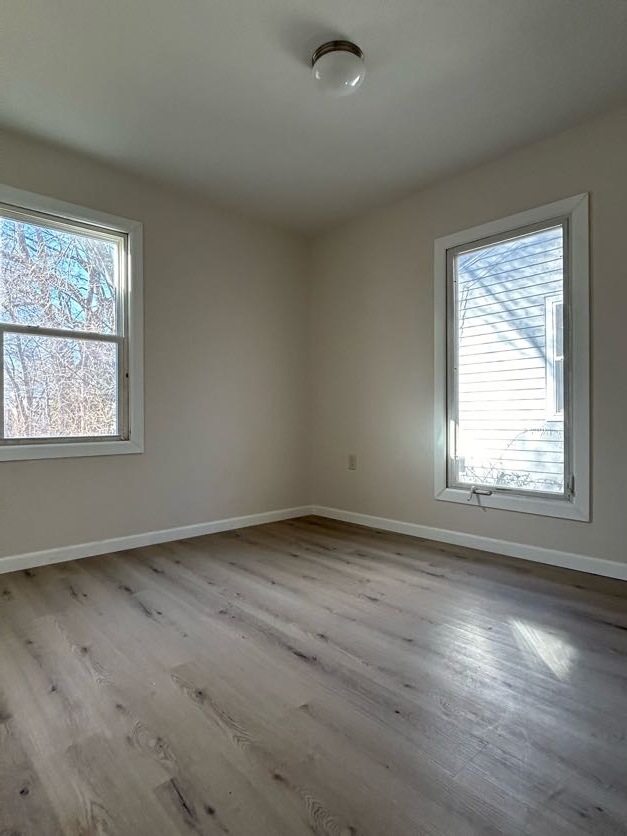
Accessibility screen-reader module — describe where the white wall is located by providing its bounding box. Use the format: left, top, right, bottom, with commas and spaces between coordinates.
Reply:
0, 129, 309, 559
310, 105, 627, 569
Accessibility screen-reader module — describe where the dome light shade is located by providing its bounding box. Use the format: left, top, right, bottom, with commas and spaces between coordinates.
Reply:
312, 41, 365, 97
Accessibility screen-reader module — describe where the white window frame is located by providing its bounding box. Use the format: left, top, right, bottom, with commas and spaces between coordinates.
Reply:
433, 194, 589, 521
0, 184, 144, 462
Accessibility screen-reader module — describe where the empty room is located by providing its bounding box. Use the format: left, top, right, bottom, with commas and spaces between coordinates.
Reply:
1, 1, 626, 834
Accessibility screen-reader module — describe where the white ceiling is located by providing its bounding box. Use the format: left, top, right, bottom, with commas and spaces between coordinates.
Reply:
1, 1, 627, 232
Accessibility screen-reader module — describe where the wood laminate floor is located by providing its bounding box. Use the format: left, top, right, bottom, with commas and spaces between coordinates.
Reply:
0, 516, 626, 836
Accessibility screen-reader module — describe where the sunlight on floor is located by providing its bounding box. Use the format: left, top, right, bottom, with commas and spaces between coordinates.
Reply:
509, 619, 577, 681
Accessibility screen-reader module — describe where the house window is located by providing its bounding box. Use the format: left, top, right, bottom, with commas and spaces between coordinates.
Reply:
434, 194, 589, 520
545, 297, 564, 419
0, 185, 143, 461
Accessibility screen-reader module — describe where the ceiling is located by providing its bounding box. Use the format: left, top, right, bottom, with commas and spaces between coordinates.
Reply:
1, 1, 627, 232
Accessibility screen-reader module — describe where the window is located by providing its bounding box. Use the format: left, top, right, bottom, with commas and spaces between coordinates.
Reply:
545, 296, 564, 419
434, 194, 589, 520
0, 184, 143, 461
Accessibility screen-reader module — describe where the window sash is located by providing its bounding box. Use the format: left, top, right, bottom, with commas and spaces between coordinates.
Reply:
0, 198, 133, 449
0, 201, 126, 247
0, 324, 127, 444
445, 217, 573, 500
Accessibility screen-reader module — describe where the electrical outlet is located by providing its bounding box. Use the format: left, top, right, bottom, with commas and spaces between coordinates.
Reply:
348, 453, 357, 471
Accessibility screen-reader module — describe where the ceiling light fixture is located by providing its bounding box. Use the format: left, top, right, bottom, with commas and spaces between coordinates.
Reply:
311, 41, 365, 97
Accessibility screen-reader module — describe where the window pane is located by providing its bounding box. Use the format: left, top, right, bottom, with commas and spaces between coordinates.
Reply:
553, 302, 563, 358
3, 333, 118, 438
452, 225, 565, 494
554, 359, 564, 415
0, 214, 120, 334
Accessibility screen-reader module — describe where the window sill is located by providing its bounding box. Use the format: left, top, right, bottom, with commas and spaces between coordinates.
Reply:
0, 438, 144, 462
435, 486, 589, 521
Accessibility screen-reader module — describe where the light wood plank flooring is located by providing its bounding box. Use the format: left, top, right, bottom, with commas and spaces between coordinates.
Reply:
1, 516, 626, 835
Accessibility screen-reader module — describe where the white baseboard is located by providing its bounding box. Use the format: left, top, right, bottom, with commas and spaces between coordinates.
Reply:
0, 506, 312, 576
311, 505, 627, 582
3, 503, 625, 582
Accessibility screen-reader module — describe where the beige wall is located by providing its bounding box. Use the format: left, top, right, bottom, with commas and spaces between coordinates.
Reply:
0, 129, 309, 559
310, 105, 627, 568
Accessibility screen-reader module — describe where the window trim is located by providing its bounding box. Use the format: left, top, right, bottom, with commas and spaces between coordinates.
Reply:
0, 184, 144, 461
433, 194, 589, 521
